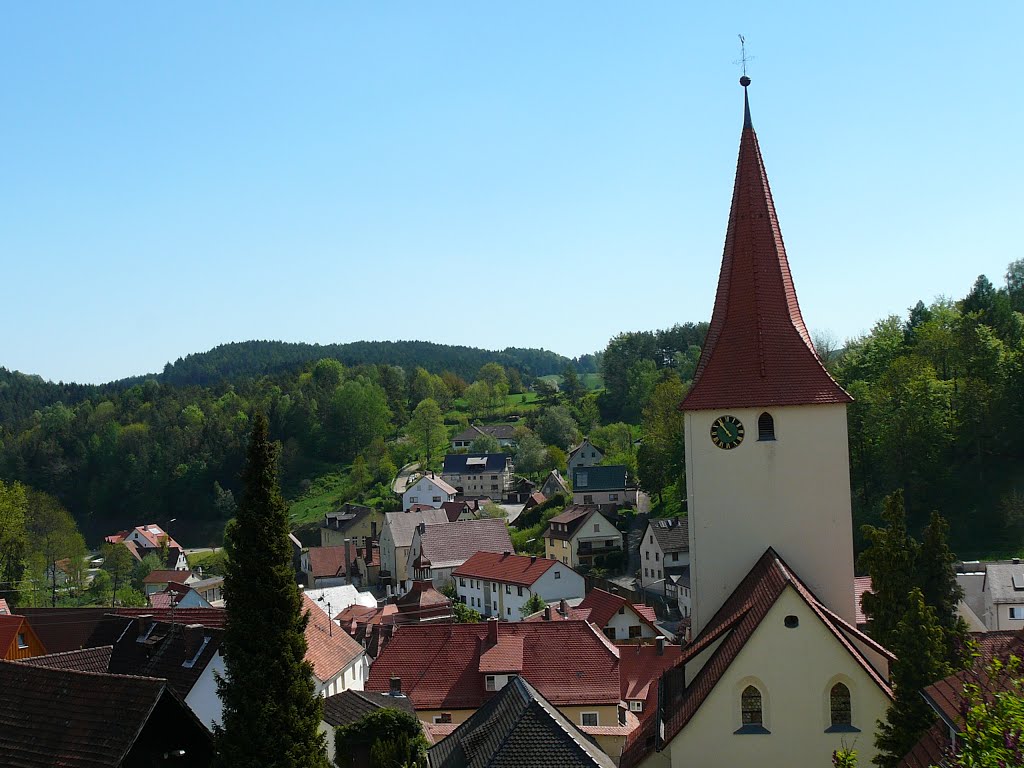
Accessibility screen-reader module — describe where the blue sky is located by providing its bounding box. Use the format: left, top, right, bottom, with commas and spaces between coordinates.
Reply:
2, 3, 1021, 384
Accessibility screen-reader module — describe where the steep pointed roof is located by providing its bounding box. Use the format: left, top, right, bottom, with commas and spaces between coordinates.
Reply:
682, 80, 851, 411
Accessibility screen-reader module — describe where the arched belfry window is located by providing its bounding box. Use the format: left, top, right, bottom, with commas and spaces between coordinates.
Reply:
757, 412, 775, 442
829, 683, 853, 729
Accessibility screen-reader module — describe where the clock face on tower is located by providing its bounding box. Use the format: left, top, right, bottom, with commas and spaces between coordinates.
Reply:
710, 415, 744, 450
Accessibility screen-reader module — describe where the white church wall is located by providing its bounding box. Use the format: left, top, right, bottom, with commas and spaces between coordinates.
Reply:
662, 587, 890, 768
685, 404, 856, 633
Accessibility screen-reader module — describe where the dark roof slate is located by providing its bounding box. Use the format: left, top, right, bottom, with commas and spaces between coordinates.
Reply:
646, 518, 689, 553
572, 466, 629, 493
427, 676, 616, 768
322, 689, 416, 727
17, 645, 113, 674
442, 454, 510, 474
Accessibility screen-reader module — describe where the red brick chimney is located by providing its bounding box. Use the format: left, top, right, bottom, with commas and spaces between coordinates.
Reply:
486, 617, 499, 645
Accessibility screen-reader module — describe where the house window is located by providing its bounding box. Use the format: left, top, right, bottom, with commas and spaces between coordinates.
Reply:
517, 586, 523, 596
562, 540, 568, 549
740, 686, 765, 729
629, 700, 643, 712
672, 552, 679, 562
658, 570, 662, 578
594, 524, 600, 532
629, 625, 642, 638
655, 552, 660, 562
549, 537, 555, 546
829, 683, 853, 728
603, 627, 616, 640
459, 578, 465, 587
17, 633, 28, 649
485, 675, 497, 691
649, 535, 653, 544
433, 496, 442, 502
577, 473, 588, 487
645, 551, 650, 561
758, 412, 776, 441
1011, 607, 1024, 620
554, 571, 561, 580
433, 713, 453, 724
618, 606, 625, 615
583, 495, 593, 504
581, 712, 599, 727
492, 583, 497, 591
409, 496, 418, 503
505, 584, 511, 594
609, 494, 618, 501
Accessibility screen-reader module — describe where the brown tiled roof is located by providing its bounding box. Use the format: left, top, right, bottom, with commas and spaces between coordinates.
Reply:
142, 569, 192, 585
649, 548, 891, 761
453, 550, 557, 586
897, 720, 954, 768
0, 659, 210, 768
576, 589, 660, 634
115, 607, 227, 628
17, 608, 134, 654
478, 635, 524, 673
681, 88, 851, 411
394, 581, 452, 622
417, 518, 514, 569
306, 545, 351, 579
543, 505, 601, 541
17, 646, 113, 674
108, 621, 223, 699
0, 614, 32, 656
301, 594, 365, 682
366, 620, 621, 710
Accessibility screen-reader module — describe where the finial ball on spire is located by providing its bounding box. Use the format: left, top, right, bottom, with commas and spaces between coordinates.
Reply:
739, 75, 751, 87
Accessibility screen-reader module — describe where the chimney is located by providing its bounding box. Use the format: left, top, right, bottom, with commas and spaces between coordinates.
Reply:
183, 624, 205, 659
543, 606, 552, 621
656, 636, 666, 656
135, 614, 154, 636
418, 522, 426, 535
389, 676, 404, 697
502, 551, 511, 559
530, 555, 537, 563
344, 539, 352, 579
364, 540, 371, 561
487, 617, 499, 645
559, 599, 569, 617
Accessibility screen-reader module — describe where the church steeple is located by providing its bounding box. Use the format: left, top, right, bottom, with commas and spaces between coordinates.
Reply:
682, 78, 850, 411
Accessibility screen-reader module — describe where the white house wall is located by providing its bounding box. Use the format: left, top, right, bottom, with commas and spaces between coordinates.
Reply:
185, 651, 226, 731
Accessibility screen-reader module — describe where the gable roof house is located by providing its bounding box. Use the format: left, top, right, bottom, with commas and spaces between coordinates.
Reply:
441, 454, 514, 502
380, 508, 450, 588
640, 518, 691, 618
453, 551, 585, 622
0, 659, 215, 767
567, 439, 604, 481
542, 505, 623, 570
301, 593, 371, 698
303, 544, 357, 588
574, 588, 661, 643
0, 597, 9, 614
106, 523, 189, 571
407, 518, 515, 590
428, 676, 617, 768
620, 549, 894, 768
142, 568, 197, 595
366, 618, 634, 759
571, 465, 636, 510
321, 503, 378, 549
451, 424, 518, 451
540, 469, 571, 500
403, 473, 459, 511
0, 614, 47, 660
149, 580, 213, 610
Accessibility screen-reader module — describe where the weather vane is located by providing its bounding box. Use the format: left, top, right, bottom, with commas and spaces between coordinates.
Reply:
734, 34, 753, 84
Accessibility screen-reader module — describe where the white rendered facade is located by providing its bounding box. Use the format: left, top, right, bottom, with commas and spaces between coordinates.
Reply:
455, 562, 585, 621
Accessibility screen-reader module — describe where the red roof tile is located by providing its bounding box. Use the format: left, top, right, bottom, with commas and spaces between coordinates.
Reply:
576, 589, 660, 635
366, 620, 621, 709
142, 569, 192, 585
897, 720, 953, 768
306, 546, 351, 580
681, 88, 851, 411
479, 635, 524, 673
301, 594, 366, 682
17, 646, 113, 674
453, 551, 558, 586
115, 607, 227, 628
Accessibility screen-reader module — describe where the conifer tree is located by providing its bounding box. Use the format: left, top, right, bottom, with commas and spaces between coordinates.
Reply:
873, 589, 950, 768
214, 414, 328, 768
917, 510, 970, 668
858, 490, 920, 649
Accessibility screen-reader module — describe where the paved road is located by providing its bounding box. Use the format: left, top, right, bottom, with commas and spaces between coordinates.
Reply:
391, 462, 421, 495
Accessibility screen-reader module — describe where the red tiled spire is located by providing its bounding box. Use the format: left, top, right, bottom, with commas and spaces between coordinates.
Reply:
682, 79, 851, 411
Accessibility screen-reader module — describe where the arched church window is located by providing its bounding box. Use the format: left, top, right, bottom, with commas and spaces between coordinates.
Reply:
757, 412, 775, 441
741, 685, 762, 725
830, 683, 852, 727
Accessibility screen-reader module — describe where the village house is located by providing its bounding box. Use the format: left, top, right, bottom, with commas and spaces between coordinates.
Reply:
450, 423, 518, 451
453, 550, 585, 621
379, 508, 450, 588
0, 614, 46, 660
540, 469, 570, 499
0, 658, 215, 767
303, 544, 356, 588
572, 465, 636, 508
567, 439, 603, 481
441, 453, 514, 502
440, 498, 483, 522
105, 522, 189, 570
402, 472, 458, 511
321, 503, 378, 549
365, 619, 643, 758
406, 517, 514, 590
149, 580, 213, 609
542, 505, 623, 570
301, 594, 371, 698
322, 687, 420, 768
639, 517, 691, 618
427, 676, 617, 768
525, 589, 662, 643
142, 568, 198, 596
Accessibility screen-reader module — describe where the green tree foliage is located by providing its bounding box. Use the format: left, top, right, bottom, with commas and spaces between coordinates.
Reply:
561, 366, 585, 405
918, 511, 970, 667
950, 655, 1024, 767
0, 480, 28, 606
468, 433, 500, 454
512, 433, 549, 478
101, 543, 137, 607
873, 589, 949, 768
406, 399, 447, 469
334, 708, 427, 768
325, 377, 392, 461
215, 414, 328, 768
637, 378, 687, 503
440, 581, 482, 623
536, 406, 580, 450
463, 381, 490, 418
519, 591, 546, 618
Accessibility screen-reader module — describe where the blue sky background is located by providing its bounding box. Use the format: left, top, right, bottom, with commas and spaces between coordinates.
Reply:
2, 3, 1021, 384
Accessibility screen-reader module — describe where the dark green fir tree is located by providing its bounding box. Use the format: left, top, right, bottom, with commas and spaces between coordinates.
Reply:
214, 414, 328, 768
917, 510, 971, 669
873, 588, 950, 768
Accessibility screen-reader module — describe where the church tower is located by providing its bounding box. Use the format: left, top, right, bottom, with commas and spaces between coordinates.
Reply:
683, 78, 856, 634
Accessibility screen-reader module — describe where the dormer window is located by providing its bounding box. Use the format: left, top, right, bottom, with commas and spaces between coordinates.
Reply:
757, 413, 775, 442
